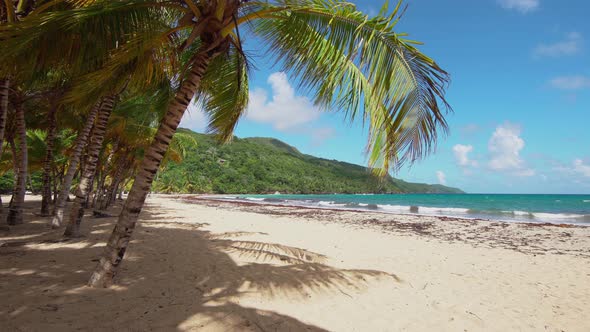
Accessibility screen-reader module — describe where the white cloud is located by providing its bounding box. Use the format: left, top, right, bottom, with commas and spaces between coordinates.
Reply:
436, 171, 447, 185
246, 72, 320, 131
573, 159, 590, 177
453, 144, 477, 167
534, 32, 582, 57
549, 75, 590, 90
179, 99, 209, 133
498, 0, 539, 13
553, 159, 590, 181
488, 123, 535, 176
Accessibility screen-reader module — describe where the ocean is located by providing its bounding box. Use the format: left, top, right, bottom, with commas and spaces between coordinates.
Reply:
219, 194, 590, 225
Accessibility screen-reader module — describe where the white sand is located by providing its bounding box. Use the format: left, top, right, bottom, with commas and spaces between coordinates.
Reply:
1, 195, 589, 331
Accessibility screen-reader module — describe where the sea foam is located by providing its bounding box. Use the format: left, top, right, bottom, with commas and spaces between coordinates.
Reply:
219, 195, 590, 226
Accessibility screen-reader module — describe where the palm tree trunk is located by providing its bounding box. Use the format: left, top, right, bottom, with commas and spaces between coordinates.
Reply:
93, 143, 118, 209
0, 78, 9, 157
63, 96, 115, 237
7, 137, 18, 209
40, 107, 57, 216
51, 99, 102, 228
6, 105, 28, 225
27, 175, 34, 194
88, 50, 214, 287
52, 166, 59, 203
0, 78, 9, 215
93, 169, 106, 209
101, 159, 125, 210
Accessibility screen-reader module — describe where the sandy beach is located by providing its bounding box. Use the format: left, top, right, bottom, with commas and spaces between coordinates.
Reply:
1, 195, 589, 331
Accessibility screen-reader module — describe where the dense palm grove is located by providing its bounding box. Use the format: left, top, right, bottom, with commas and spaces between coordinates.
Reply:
0, 0, 450, 287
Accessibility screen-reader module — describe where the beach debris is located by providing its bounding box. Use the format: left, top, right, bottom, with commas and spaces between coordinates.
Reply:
38, 304, 60, 312
93, 210, 113, 218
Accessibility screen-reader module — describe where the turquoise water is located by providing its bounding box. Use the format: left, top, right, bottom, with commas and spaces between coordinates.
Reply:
221, 194, 590, 225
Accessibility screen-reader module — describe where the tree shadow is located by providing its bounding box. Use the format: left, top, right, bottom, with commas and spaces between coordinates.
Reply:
1, 199, 398, 331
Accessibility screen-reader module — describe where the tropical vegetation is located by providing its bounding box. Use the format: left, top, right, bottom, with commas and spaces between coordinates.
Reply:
0, 0, 451, 287
154, 129, 463, 194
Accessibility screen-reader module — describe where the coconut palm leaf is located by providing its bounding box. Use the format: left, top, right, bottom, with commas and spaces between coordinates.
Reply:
248, 0, 450, 172
197, 44, 250, 142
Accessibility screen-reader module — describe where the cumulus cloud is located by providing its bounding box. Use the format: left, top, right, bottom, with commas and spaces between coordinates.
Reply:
553, 159, 590, 181
534, 32, 582, 57
488, 123, 535, 176
246, 72, 320, 131
436, 171, 447, 185
179, 99, 209, 133
453, 144, 477, 167
498, 0, 539, 13
549, 75, 590, 90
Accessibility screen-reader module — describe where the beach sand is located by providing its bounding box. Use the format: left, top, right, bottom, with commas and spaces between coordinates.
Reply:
1, 195, 589, 331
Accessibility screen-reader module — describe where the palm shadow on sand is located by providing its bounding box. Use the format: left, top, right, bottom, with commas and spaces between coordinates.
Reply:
0, 199, 399, 331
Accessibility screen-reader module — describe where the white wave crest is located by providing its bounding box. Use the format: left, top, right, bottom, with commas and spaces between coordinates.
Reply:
317, 201, 347, 207
532, 212, 585, 220
377, 204, 409, 213
512, 210, 533, 216
244, 197, 265, 201
419, 207, 470, 214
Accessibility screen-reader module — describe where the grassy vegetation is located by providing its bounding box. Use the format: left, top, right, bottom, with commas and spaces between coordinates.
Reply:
153, 129, 463, 195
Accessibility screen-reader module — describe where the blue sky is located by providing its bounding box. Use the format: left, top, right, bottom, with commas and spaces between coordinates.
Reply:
180, 0, 590, 194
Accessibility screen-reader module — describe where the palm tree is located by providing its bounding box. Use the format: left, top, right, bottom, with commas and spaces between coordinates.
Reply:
0, 78, 9, 212
63, 94, 117, 237
32, 74, 68, 216
6, 102, 27, 225
1, 0, 81, 218
51, 99, 101, 227
0, 79, 8, 157
93, 87, 194, 212
0, 0, 451, 286
0, 2, 17, 213
39, 105, 57, 215
88, 0, 450, 287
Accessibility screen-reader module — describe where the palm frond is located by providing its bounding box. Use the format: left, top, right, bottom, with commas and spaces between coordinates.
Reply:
197, 44, 250, 142
249, 0, 450, 172
0, 0, 182, 80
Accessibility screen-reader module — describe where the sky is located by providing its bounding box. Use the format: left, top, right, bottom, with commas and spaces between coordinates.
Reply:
180, 0, 590, 194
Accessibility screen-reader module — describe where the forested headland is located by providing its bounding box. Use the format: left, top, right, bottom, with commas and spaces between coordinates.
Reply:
152, 129, 464, 194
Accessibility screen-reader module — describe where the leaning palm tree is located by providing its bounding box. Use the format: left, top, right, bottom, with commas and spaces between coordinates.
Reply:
0, 1, 17, 213
6, 98, 28, 225
92, 87, 196, 212
51, 99, 101, 227
62, 94, 118, 237
89, 0, 450, 287
1, 0, 451, 286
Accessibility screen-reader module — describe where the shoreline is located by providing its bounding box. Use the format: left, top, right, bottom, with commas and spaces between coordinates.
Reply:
179, 195, 590, 258
2, 195, 589, 331
186, 194, 588, 228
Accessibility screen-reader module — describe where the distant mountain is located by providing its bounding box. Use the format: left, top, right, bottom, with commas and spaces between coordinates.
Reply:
153, 129, 464, 194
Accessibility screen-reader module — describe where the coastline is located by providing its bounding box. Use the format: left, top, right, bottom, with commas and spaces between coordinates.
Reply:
200, 193, 590, 226
183, 195, 590, 257
2, 195, 589, 331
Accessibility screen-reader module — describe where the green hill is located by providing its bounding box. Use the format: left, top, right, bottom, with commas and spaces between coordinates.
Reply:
153, 128, 464, 195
